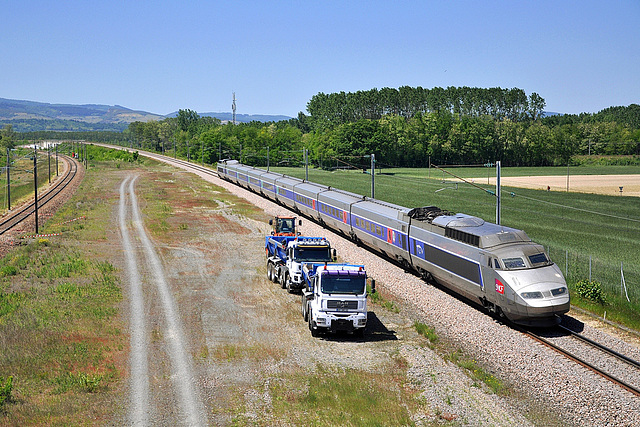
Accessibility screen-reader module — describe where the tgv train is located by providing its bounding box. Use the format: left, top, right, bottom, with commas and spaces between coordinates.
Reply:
217, 159, 570, 326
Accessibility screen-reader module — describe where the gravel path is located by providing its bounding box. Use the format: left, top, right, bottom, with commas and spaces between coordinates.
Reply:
119, 176, 151, 425
120, 175, 208, 426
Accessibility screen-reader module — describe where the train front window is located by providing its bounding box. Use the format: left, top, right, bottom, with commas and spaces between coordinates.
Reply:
528, 252, 551, 267
502, 257, 526, 270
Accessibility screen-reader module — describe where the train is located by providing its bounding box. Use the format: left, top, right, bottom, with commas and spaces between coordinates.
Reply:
216, 159, 570, 327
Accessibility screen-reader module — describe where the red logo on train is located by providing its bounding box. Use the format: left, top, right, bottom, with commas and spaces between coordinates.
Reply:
495, 279, 505, 294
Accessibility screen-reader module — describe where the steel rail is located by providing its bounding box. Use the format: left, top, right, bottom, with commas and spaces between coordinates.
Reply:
558, 324, 640, 369
0, 155, 79, 235
520, 326, 640, 397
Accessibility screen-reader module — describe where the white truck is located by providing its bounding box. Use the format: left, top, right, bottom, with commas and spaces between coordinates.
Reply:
265, 236, 336, 293
301, 262, 374, 337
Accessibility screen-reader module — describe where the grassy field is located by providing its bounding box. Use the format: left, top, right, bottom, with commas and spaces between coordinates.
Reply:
0, 148, 143, 423
270, 164, 640, 330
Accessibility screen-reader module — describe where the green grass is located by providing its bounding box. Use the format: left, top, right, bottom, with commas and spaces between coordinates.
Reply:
0, 148, 133, 424
267, 364, 419, 426
367, 283, 400, 313
271, 165, 640, 330
413, 322, 438, 345
445, 350, 505, 395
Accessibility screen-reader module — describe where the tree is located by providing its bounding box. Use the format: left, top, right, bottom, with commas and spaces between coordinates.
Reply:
528, 92, 546, 121
177, 109, 200, 136
0, 125, 15, 149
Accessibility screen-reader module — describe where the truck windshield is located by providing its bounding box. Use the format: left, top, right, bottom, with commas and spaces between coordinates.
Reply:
321, 275, 366, 295
294, 247, 332, 262
278, 219, 294, 233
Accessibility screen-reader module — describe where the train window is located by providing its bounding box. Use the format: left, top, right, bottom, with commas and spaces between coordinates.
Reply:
528, 253, 549, 266
502, 257, 526, 270
494, 259, 501, 269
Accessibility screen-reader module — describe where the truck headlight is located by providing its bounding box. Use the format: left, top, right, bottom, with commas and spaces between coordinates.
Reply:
521, 291, 543, 299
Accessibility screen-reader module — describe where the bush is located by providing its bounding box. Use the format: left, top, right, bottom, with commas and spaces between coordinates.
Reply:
0, 376, 13, 407
575, 280, 606, 304
0, 265, 18, 277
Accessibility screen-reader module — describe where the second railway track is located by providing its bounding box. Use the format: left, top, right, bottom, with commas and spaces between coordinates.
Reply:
0, 154, 80, 236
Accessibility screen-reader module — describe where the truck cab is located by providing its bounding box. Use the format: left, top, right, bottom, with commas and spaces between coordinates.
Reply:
301, 263, 371, 337
266, 237, 335, 293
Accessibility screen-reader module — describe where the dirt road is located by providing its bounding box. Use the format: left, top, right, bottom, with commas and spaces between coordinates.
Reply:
119, 175, 207, 425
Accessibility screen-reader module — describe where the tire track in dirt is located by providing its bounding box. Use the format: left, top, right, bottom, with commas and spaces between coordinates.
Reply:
121, 175, 208, 426
119, 175, 150, 426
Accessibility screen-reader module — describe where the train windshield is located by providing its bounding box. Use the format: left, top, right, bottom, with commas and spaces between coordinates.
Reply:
502, 252, 553, 270
502, 257, 526, 269
321, 275, 366, 295
293, 247, 332, 262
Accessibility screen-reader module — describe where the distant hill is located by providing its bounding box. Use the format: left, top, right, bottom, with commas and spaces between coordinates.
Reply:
0, 98, 165, 132
0, 97, 292, 132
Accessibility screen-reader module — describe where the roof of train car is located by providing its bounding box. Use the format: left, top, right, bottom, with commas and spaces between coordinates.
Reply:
318, 188, 364, 204
295, 181, 328, 194
351, 198, 411, 221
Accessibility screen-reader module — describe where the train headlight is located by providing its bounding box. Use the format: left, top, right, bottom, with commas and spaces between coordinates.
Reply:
521, 291, 543, 299
551, 287, 567, 296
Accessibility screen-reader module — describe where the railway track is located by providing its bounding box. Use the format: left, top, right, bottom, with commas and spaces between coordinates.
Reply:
521, 322, 640, 397
0, 154, 80, 236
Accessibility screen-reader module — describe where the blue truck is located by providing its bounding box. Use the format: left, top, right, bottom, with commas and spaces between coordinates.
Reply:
265, 236, 335, 293
300, 262, 373, 337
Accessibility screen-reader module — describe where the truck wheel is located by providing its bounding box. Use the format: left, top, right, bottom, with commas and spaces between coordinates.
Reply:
308, 310, 319, 337
267, 263, 274, 282
286, 276, 294, 293
280, 273, 287, 289
302, 297, 308, 321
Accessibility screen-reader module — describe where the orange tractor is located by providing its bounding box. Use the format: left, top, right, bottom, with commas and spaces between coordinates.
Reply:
269, 215, 301, 236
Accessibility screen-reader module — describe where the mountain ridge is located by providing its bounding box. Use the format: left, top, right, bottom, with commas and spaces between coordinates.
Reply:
0, 97, 293, 132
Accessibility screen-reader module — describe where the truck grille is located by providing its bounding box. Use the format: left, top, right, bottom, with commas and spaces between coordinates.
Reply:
327, 300, 358, 310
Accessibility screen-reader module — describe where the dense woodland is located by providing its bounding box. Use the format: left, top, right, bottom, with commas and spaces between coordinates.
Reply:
10, 86, 640, 168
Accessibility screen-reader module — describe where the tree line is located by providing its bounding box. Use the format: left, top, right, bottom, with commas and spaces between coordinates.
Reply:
17, 87, 640, 168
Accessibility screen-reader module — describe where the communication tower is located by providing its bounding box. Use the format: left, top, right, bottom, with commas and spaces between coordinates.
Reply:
232, 92, 237, 125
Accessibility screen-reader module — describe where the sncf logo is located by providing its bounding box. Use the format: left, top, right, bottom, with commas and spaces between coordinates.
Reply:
495, 279, 505, 294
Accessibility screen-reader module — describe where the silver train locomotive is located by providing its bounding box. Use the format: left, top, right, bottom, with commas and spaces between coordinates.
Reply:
217, 159, 570, 326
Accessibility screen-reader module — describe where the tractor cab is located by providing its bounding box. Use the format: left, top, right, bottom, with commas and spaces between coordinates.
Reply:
269, 216, 301, 236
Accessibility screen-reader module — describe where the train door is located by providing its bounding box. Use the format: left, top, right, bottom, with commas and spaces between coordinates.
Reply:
481, 253, 507, 308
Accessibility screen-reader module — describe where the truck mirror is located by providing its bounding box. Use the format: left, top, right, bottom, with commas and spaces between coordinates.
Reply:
369, 278, 376, 294
332, 249, 337, 261
269, 219, 273, 225
298, 220, 302, 226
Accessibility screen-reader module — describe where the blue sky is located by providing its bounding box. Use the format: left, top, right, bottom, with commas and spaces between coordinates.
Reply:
2, 1, 638, 117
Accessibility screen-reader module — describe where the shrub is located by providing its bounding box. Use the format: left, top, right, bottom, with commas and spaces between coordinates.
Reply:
0, 265, 18, 277
575, 279, 606, 304
0, 376, 13, 407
